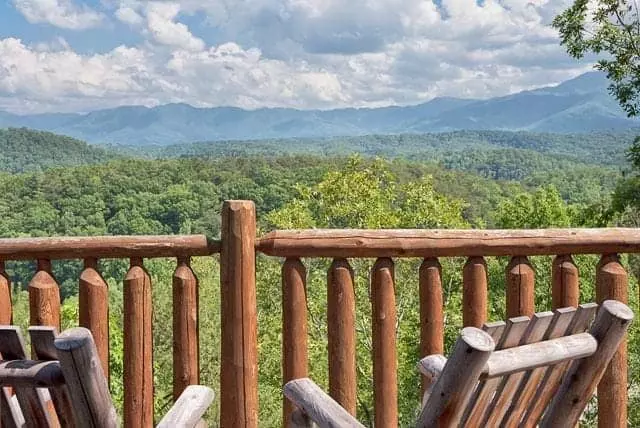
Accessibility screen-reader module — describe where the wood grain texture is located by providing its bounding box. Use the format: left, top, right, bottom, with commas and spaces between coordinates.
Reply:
0, 261, 12, 324
419, 258, 443, 394
54, 327, 119, 428
0, 235, 217, 260
220, 201, 258, 428
327, 258, 356, 416
504, 307, 576, 426
595, 255, 629, 428
522, 307, 578, 428
257, 228, 640, 257
0, 326, 56, 428
497, 311, 554, 428
417, 327, 495, 427
459, 321, 506, 425
484, 332, 597, 378
123, 259, 153, 428
29, 327, 75, 428
28, 260, 60, 332
541, 300, 633, 428
371, 258, 397, 428
173, 257, 199, 401
79, 259, 109, 380
282, 258, 308, 425
506, 256, 534, 318
417, 355, 446, 406
463, 257, 487, 328
465, 316, 529, 426
283, 378, 365, 428
157, 385, 214, 428
519, 303, 598, 427
552, 255, 579, 309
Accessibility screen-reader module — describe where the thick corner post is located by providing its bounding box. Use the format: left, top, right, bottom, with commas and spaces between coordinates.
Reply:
220, 200, 258, 427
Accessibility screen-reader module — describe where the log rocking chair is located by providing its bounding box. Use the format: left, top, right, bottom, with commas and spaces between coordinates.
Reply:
284, 300, 633, 427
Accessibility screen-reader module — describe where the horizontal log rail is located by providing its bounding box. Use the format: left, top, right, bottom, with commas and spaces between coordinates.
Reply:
257, 228, 640, 258
0, 235, 220, 260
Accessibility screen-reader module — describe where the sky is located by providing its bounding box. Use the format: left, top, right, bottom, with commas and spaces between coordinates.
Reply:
0, 0, 593, 114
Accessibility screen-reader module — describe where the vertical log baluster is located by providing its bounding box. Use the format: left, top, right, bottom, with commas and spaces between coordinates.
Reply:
220, 200, 258, 428
419, 258, 443, 394
371, 258, 397, 428
29, 259, 60, 330
79, 258, 109, 379
282, 258, 308, 425
506, 256, 535, 318
327, 258, 356, 415
552, 255, 579, 309
123, 257, 153, 428
173, 256, 199, 400
595, 254, 628, 428
463, 257, 487, 328
0, 261, 11, 324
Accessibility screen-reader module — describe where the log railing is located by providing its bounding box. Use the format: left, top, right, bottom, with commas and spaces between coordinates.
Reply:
0, 234, 219, 427
256, 226, 640, 427
0, 200, 637, 427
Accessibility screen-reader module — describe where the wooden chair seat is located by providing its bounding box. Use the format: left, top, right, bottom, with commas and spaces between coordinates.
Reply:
283, 300, 633, 428
0, 326, 214, 428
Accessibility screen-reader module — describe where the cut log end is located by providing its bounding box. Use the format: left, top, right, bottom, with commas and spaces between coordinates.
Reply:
54, 327, 92, 351
460, 327, 495, 352
601, 299, 634, 322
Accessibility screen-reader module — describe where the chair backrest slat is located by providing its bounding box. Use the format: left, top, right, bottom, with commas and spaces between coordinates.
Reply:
0, 326, 57, 428
522, 304, 597, 426
498, 307, 575, 427
29, 327, 75, 428
541, 300, 633, 427
484, 311, 554, 426
462, 317, 529, 425
54, 327, 119, 428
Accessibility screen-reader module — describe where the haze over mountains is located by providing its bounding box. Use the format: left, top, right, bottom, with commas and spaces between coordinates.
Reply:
0, 72, 637, 146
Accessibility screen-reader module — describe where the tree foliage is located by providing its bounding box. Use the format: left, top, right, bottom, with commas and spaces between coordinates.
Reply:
554, 0, 640, 117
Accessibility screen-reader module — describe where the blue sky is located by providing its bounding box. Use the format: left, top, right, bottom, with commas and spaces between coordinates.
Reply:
0, 0, 591, 114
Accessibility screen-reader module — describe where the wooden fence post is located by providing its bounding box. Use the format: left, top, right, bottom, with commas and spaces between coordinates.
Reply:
220, 200, 258, 427
595, 254, 628, 428
327, 258, 356, 415
282, 258, 308, 425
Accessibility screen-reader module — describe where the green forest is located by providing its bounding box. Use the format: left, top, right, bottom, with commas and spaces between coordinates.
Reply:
0, 127, 639, 426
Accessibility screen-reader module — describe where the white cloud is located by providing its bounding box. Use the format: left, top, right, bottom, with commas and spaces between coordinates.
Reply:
13, 0, 104, 30
2, 0, 595, 113
115, 6, 143, 26
144, 2, 205, 51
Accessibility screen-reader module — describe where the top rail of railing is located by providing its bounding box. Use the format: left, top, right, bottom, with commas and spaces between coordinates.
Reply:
0, 235, 220, 260
256, 228, 640, 258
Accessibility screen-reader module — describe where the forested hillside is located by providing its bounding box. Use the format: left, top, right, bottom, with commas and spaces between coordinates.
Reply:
0, 127, 638, 425
153, 129, 637, 167
0, 128, 117, 172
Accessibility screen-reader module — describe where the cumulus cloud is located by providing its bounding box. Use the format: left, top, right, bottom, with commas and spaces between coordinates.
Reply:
144, 2, 205, 51
13, 0, 104, 30
1, 0, 594, 113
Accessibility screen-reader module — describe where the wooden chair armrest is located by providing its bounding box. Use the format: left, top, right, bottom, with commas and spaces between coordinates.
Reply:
157, 385, 215, 428
283, 378, 364, 428
417, 354, 447, 406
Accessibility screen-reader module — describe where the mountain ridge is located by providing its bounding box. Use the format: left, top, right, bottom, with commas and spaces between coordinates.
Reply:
0, 72, 637, 145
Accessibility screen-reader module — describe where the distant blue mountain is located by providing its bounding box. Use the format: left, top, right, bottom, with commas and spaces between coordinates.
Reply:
0, 72, 637, 146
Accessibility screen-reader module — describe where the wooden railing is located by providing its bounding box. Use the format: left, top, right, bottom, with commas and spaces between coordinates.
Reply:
0, 200, 637, 427
0, 234, 219, 427
256, 226, 640, 427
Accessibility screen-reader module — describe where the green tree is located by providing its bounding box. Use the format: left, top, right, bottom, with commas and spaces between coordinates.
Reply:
553, 1, 640, 118
495, 185, 575, 228
263, 157, 469, 425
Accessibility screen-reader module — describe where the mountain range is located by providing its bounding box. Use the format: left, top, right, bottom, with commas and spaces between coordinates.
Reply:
0, 72, 637, 146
